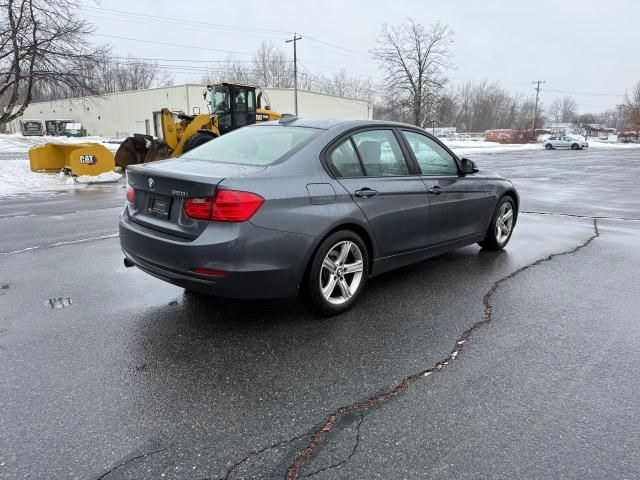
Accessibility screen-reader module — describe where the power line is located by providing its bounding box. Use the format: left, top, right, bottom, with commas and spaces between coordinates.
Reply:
84, 13, 287, 42
305, 35, 371, 60
93, 33, 254, 55
81, 5, 291, 35
541, 87, 626, 98
110, 56, 291, 64
81, 5, 376, 65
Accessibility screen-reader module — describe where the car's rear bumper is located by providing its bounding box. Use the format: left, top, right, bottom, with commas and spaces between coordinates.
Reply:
119, 209, 317, 299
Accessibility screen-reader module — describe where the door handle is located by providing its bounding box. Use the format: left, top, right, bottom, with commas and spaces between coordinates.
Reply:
428, 186, 444, 195
354, 188, 378, 198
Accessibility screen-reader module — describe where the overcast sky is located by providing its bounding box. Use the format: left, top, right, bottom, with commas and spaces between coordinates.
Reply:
81, 0, 640, 113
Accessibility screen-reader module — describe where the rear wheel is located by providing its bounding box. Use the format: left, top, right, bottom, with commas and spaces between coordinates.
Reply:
545, 143, 553, 150
304, 231, 369, 315
479, 197, 516, 250
182, 132, 217, 153
571, 143, 579, 150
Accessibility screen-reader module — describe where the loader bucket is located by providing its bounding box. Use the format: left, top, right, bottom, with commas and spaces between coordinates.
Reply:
28, 143, 115, 176
114, 135, 150, 170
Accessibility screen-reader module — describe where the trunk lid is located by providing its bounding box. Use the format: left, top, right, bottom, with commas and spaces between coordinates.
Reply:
125, 159, 265, 239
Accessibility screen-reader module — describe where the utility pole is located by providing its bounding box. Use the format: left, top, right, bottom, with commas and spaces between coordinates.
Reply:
286, 33, 303, 116
616, 104, 625, 133
531, 80, 545, 140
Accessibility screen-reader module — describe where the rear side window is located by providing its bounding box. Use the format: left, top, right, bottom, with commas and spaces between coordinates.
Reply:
328, 139, 364, 177
402, 130, 458, 176
181, 125, 317, 166
352, 130, 410, 176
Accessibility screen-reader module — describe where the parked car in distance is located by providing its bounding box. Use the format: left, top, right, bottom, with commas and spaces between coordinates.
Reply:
543, 135, 589, 150
120, 118, 519, 314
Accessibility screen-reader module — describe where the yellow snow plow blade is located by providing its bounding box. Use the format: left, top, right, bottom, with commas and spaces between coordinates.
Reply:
28, 143, 115, 176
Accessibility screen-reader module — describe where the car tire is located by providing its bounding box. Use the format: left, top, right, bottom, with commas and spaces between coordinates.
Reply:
571, 143, 579, 150
303, 230, 369, 315
545, 143, 553, 150
478, 196, 516, 251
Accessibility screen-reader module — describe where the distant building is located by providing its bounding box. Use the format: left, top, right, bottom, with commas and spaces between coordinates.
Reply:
429, 126, 457, 137
543, 122, 574, 134
8, 84, 373, 137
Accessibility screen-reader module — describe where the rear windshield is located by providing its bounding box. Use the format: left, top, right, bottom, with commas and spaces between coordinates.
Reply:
181, 125, 318, 166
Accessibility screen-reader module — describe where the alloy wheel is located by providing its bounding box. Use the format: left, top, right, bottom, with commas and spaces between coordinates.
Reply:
319, 240, 364, 305
495, 202, 514, 244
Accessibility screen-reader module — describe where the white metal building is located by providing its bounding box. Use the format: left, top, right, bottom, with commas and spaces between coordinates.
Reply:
9, 84, 373, 137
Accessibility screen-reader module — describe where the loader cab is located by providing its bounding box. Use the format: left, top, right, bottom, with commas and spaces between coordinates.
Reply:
209, 83, 257, 134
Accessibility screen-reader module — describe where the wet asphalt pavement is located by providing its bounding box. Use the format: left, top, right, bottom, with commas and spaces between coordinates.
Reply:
1, 147, 640, 479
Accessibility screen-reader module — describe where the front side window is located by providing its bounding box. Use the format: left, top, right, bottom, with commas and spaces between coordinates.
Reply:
328, 139, 364, 177
181, 126, 317, 166
352, 130, 409, 176
402, 131, 459, 176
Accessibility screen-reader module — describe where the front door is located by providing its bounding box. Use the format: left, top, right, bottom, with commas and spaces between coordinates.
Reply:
328, 129, 430, 257
400, 130, 487, 245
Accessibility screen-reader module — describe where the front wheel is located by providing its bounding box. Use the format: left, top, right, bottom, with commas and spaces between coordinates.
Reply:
303, 231, 369, 315
545, 143, 553, 150
571, 143, 579, 150
479, 197, 516, 250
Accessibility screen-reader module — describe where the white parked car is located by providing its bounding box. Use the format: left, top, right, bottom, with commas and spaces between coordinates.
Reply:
543, 135, 589, 150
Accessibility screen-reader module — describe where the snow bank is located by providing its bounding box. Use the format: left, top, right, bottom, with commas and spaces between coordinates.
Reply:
442, 140, 541, 156
442, 138, 640, 156
74, 171, 122, 184
0, 134, 123, 198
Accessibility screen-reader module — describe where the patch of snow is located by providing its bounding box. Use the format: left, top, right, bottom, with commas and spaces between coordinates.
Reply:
442, 138, 640, 156
74, 171, 122, 184
443, 140, 541, 156
0, 133, 123, 198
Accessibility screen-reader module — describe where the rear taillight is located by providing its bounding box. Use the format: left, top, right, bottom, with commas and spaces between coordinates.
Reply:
126, 184, 135, 203
183, 196, 213, 220
183, 190, 264, 222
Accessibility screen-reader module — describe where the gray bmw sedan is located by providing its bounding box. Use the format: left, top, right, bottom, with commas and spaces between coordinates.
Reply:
120, 118, 518, 314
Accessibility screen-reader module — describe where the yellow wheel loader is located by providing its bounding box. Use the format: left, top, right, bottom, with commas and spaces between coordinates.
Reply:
114, 83, 281, 170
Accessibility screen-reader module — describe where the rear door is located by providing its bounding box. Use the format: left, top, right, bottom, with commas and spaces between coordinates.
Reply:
400, 130, 488, 245
328, 129, 429, 257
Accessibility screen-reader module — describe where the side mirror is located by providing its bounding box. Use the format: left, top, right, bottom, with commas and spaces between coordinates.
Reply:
461, 158, 479, 174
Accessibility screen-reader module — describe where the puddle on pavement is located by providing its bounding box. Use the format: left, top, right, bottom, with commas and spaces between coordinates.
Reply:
46, 297, 73, 309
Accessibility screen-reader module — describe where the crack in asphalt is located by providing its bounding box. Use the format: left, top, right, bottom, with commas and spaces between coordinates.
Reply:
95, 447, 167, 480
206, 432, 312, 480
300, 414, 363, 478
0, 233, 118, 255
283, 219, 600, 480
0, 205, 122, 219
520, 210, 640, 221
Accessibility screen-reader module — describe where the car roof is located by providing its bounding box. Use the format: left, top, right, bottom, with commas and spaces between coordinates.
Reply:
256, 117, 418, 131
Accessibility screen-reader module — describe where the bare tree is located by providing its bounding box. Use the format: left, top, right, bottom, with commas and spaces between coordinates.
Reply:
203, 45, 373, 102
0, 0, 108, 126
548, 98, 563, 124
373, 19, 454, 127
547, 96, 576, 124
572, 113, 597, 141
624, 81, 640, 137
252, 41, 294, 88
